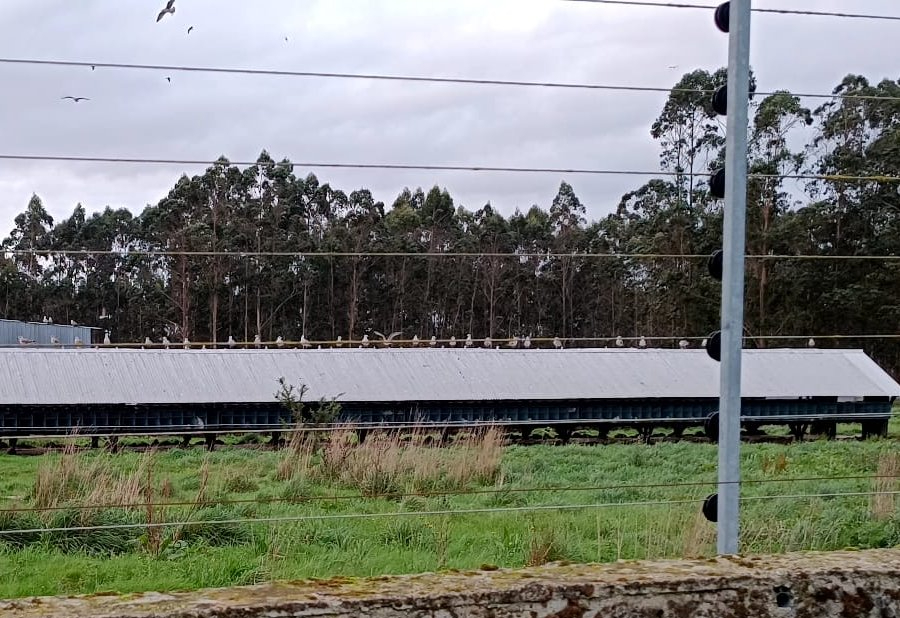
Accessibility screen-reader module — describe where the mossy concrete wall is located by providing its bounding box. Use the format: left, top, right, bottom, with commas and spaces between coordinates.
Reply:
3, 549, 900, 617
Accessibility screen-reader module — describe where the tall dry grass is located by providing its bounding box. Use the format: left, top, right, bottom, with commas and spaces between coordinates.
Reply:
31, 443, 156, 517
277, 425, 504, 496
871, 453, 899, 521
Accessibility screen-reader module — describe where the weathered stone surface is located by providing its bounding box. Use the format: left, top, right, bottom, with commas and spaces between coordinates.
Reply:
3, 549, 900, 617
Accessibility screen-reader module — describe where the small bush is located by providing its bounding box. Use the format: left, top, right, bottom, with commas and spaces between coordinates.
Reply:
43, 509, 141, 555
177, 506, 252, 547
0, 511, 43, 549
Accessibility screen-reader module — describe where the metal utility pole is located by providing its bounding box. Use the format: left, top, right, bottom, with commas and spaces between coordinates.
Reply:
717, 0, 752, 556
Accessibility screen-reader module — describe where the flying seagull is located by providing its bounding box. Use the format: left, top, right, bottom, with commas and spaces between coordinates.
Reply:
187, 26, 194, 34
165, 77, 171, 83
157, 0, 175, 22
61, 96, 89, 102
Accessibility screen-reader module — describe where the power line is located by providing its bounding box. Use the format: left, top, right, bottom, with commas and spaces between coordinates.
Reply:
563, 0, 900, 22
2, 474, 892, 514
0, 499, 701, 536
8, 248, 900, 261
2, 154, 900, 185
3, 58, 900, 103
3, 490, 897, 536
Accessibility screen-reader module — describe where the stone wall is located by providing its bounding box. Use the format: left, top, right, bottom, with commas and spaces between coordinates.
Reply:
3, 549, 900, 617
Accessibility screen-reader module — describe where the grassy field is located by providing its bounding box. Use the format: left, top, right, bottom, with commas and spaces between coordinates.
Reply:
0, 426, 899, 599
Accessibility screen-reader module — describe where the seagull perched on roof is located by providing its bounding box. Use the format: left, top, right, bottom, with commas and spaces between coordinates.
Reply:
335, 335, 344, 348
103, 331, 111, 346
227, 335, 236, 348
465, 334, 473, 348
70, 319, 78, 326
483, 336, 492, 349
300, 334, 311, 349
679, 339, 689, 349
162, 336, 170, 348
183, 337, 190, 349
361, 334, 370, 349
156, 0, 175, 22
253, 334, 262, 348
701, 338, 708, 348
17, 336, 33, 345
523, 335, 532, 349
449, 336, 457, 348
807, 338, 816, 348
553, 336, 563, 350
42, 316, 49, 324
411, 335, 420, 348
74, 336, 84, 347
276, 336, 285, 348
615, 335, 624, 348
507, 337, 519, 349
50, 336, 61, 345
639, 336, 647, 349
429, 335, 437, 348
144, 337, 152, 347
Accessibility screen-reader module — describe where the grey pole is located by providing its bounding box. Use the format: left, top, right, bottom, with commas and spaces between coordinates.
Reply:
717, 0, 752, 556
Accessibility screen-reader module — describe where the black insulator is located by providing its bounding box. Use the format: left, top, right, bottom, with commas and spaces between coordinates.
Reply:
714, 2, 730, 33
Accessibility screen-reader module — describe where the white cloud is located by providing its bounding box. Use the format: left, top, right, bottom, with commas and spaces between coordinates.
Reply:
0, 0, 898, 233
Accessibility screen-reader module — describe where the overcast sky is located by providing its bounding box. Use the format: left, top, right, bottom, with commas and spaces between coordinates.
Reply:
0, 0, 898, 235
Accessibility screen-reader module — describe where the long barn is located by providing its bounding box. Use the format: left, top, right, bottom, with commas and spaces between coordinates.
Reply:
1, 347, 897, 445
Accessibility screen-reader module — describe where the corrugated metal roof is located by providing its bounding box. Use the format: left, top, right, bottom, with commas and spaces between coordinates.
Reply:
0, 319, 100, 346
0, 348, 897, 406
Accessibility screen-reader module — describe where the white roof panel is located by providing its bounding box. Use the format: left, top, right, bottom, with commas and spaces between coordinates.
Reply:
0, 348, 897, 406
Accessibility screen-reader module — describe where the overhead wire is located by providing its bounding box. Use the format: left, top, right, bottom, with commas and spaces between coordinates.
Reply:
2, 474, 895, 514
1, 154, 900, 185
562, 0, 900, 22
3, 490, 898, 536
2, 58, 900, 103
9, 249, 900, 261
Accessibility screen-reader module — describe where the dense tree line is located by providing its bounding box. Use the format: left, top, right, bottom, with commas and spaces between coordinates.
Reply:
3, 70, 900, 372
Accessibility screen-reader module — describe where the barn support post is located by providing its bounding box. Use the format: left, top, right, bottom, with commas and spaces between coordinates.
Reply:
717, 0, 752, 556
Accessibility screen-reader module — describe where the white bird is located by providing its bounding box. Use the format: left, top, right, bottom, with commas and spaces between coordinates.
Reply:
253, 334, 262, 348
679, 339, 689, 349
183, 337, 191, 349
361, 334, 370, 348
42, 316, 49, 324
615, 336, 624, 348
465, 334, 473, 348
47, 317, 53, 324
553, 336, 563, 350
411, 335, 420, 347
227, 335, 236, 348
639, 336, 647, 349
144, 337, 152, 347
483, 336, 492, 349
276, 336, 285, 348
70, 319, 78, 326
336, 335, 344, 348
449, 336, 458, 348
429, 335, 437, 348
373, 331, 402, 348
808, 338, 816, 348
162, 336, 171, 348
156, 0, 175, 22
103, 331, 111, 346
702, 338, 708, 348
99, 307, 109, 320
300, 334, 311, 349
17, 336, 33, 345
523, 335, 532, 349
74, 336, 83, 347
507, 337, 519, 349
50, 336, 61, 345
